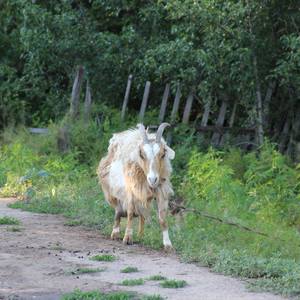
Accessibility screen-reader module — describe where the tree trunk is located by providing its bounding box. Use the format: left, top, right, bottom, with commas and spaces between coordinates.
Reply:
84, 80, 92, 123
70, 66, 84, 120
263, 81, 276, 130
253, 55, 264, 146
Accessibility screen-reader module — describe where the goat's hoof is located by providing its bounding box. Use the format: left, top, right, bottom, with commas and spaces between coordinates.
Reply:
123, 234, 133, 245
164, 244, 174, 253
111, 232, 120, 240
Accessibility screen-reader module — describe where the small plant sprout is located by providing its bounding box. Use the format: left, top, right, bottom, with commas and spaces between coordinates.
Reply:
160, 279, 187, 288
121, 278, 145, 286
121, 266, 139, 273
90, 254, 116, 262
0, 216, 20, 225
148, 275, 167, 281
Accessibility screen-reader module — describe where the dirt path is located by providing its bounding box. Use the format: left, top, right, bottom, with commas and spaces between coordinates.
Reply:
0, 198, 285, 300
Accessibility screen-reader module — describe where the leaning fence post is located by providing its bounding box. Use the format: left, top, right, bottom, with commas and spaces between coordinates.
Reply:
121, 74, 133, 121
158, 83, 170, 123
139, 81, 151, 123
70, 65, 84, 120
167, 84, 181, 144
211, 98, 228, 146
84, 80, 92, 123
182, 91, 194, 124
170, 84, 181, 123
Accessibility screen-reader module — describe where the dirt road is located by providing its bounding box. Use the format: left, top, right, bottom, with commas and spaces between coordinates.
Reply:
0, 198, 285, 300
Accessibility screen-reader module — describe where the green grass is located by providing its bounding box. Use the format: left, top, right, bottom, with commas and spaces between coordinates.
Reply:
61, 289, 136, 300
140, 296, 164, 300
6, 226, 22, 232
0, 216, 20, 225
148, 275, 167, 281
90, 254, 116, 262
121, 267, 139, 273
160, 279, 187, 288
120, 279, 145, 286
64, 219, 83, 226
61, 290, 163, 300
4, 121, 300, 297
68, 267, 105, 275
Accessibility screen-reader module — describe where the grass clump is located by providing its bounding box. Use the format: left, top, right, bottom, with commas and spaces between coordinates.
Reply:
90, 254, 116, 262
120, 278, 145, 286
64, 219, 83, 226
121, 267, 139, 273
141, 296, 164, 300
148, 275, 167, 281
68, 267, 105, 275
160, 279, 187, 288
6, 226, 22, 232
0, 216, 20, 225
61, 289, 136, 300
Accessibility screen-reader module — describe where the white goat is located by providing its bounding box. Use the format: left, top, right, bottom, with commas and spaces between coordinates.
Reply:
97, 123, 175, 250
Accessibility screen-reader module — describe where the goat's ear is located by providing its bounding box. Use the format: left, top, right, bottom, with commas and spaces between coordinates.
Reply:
165, 145, 175, 160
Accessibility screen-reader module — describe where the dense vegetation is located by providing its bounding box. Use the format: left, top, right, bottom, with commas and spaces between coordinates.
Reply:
1, 1, 300, 156
1, 1, 300, 298
2, 109, 300, 297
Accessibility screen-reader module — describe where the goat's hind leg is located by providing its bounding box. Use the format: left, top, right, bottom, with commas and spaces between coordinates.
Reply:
138, 215, 145, 238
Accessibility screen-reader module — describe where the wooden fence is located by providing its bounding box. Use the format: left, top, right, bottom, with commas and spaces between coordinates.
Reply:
30, 68, 256, 149
120, 74, 256, 147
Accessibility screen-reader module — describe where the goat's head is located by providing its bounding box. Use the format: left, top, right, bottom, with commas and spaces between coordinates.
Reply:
137, 123, 175, 189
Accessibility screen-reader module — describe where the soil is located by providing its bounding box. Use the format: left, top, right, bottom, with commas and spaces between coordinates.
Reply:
0, 198, 285, 300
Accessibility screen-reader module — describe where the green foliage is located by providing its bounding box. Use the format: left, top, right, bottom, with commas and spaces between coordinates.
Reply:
1, 0, 299, 139
148, 275, 167, 281
90, 255, 116, 262
120, 279, 145, 286
2, 116, 300, 297
0, 216, 20, 225
61, 290, 136, 300
160, 279, 187, 288
121, 267, 139, 273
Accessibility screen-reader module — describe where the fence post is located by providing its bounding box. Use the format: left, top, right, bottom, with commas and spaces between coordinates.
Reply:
170, 84, 181, 123
158, 83, 170, 124
70, 66, 84, 120
167, 84, 181, 144
211, 99, 228, 146
182, 91, 194, 124
139, 81, 151, 123
84, 80, 92, 123
219, 100, 237, 146
121, 74, 133, 121
201, 101, 210, 126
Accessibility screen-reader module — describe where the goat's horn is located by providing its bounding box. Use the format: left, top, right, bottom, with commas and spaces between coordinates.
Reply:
156, 123, 170, 143
138, 124, 149, 144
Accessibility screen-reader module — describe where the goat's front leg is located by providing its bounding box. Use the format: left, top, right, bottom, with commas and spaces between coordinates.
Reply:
111, 210, 121, 240
157, 194, 173, 251
123, 199, 134, 245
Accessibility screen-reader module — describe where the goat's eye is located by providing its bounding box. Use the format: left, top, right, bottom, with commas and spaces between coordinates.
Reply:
161, 150, 166, 159
139, 150, 145, 160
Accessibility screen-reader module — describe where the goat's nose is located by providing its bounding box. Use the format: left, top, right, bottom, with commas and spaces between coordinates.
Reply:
148, 176, 158, 187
